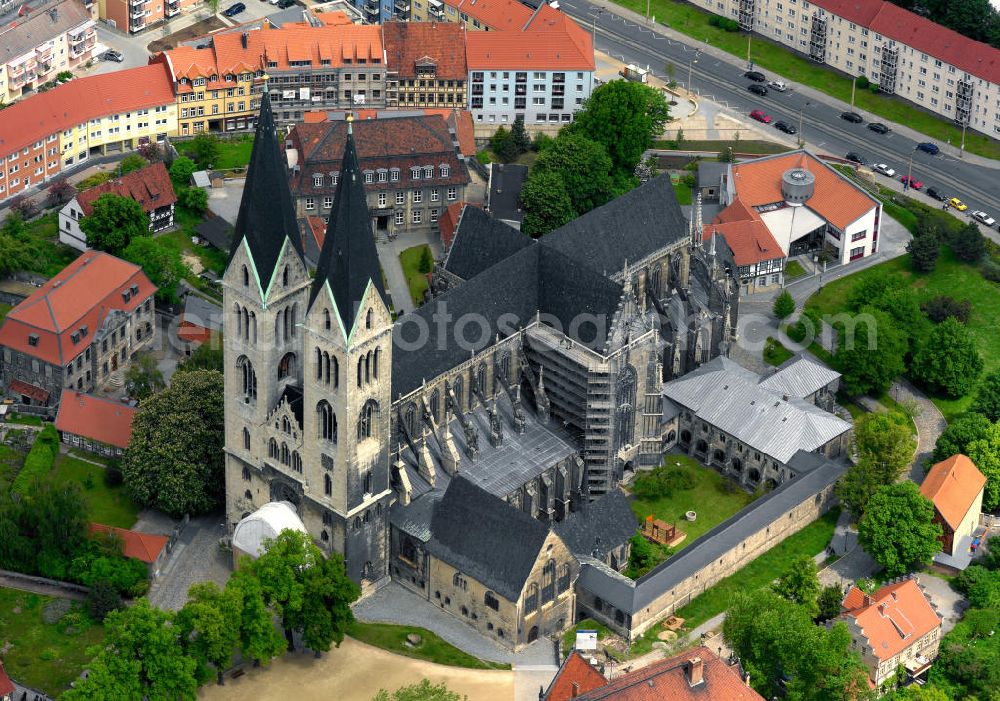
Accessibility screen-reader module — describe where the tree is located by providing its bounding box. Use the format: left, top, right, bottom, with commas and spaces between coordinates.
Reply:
921, 295, 972, 324
626, 533, 658, 578
569, 81, 670, 182
532, 133, 614, 216
63, 599, 199, 701
910, 317, 984, 397
121, 370, 225, 517
169, 156, 198, 189
80, 193, 150, 254
187, 133, 221, 168
950, 221, 986, 263
373, 679, 465, 701
178, 582, 242, 685
772, 555, 820, 617
418, 246, 433, 274
0, 480, 89, 579
519, 170, 576, 237
226, 568, 285, 666
249, 530, 360, 655
723, 589, 870, 701
954, 565, 1000, 609
138, 142, 163, 162
124, 351, 166, 401
854, 411, 916, 483
835, 306, 907, 397
858, 482, 942, 577
971, 370, 1000, 422
772, 289, 795, 320
510, 115, 530, 155
118, 154, 147, 175
8, 194, 38, 220
47, 178, 76, 206
930, 606, 1000, 699
817, 584, 844, 622
122, 235, 186, 303
88, 579, 124, 622
176, 333, 224, 373
178, 185, 208, 213
205, 0, 221, 14
966, 421, 1000, 511
489, 126, 518, 163
933, 412, 992, 462
906, 232, 939, 272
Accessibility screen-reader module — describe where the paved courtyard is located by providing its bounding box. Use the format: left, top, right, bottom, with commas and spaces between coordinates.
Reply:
145, 511, 232, 611
917, 573, 967, 634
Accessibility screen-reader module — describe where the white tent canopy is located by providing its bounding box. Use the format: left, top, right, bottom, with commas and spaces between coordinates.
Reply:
232, 501, 307, 558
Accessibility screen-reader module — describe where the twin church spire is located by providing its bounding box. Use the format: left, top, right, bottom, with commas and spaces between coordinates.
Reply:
229, 90, 384, 333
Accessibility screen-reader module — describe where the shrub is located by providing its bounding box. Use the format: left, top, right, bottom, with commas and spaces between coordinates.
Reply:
921, 296, 972, 324
76, 171, 113, 190
88, 579, 124, 622
178, 186, 208, 213
104, 466, 124, 487
856, 76, 870, 89
633, 465, 697, 500
475, 150, 493, 165
56, 71, 73, 82
981, 260, 1000, 283
11, 425, 60, 494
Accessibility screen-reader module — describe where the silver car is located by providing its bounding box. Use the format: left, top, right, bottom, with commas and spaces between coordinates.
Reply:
872, 163, 896, 177
972, 210, 997, 227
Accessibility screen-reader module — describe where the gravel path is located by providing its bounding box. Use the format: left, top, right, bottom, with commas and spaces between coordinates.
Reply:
0, 574, 86, 601
892, 378, 947, 483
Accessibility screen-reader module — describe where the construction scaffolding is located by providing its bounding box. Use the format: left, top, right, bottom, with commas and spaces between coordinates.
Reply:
809, 14, 827, 63
879, 43, 899, 95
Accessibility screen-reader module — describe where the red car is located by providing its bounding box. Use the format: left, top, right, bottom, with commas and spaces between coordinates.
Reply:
900, 175, 923, 190
749, 109, 772, 124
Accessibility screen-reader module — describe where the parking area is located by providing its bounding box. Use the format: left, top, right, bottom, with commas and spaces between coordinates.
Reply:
917, 573, 966, 634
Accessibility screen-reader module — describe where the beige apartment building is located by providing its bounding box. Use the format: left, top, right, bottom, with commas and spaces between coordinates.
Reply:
0, 0, 98, 105
100, 0, 199, 33
689, 0, 1000, 138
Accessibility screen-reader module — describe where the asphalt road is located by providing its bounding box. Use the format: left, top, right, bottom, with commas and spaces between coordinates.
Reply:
563, 0, 1000, 222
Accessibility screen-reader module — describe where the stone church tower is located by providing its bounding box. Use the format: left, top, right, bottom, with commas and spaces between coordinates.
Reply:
223, 95, 390, 588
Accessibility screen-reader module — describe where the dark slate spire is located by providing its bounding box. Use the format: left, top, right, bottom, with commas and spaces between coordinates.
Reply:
311, 115, 386, 334
229, 85, 303, 291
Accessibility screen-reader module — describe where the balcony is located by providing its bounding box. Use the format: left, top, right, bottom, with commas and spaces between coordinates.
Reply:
429, 6, 443, 18
166, 0, 180, 14
130, 7, 146, 19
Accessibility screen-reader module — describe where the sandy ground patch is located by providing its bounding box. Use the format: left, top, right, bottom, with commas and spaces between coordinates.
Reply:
199, 637, 514, 701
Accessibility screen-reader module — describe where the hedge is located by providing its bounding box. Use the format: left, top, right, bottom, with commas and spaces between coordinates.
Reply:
11, 425, 60, 494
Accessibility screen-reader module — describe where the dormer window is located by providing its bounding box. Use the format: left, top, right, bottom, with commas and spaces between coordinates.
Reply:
313, 174, 323, 187
423, 166, 433, 179
440, 164, 450, 178
80, 326, 88, 338
70, 332, 80, 344
122, 291, 131, 303
332, 171, 340, 185
377, 169, 387, 183
27, 334, 39, 346
364, 171, 374, 184
411, 167, 420, 180
390, 168, 399, 182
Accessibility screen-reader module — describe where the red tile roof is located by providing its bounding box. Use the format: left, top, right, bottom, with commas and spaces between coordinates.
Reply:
703, 218, 785, 267
439, 201, 468, 248
731, 151, 877, 231
76, 162, 177, 217
454, 0, 534, 31
542, 651, 607, 701
0, 659, 13, 697
920, 454, 986, 531
8, 379, 49, 403
811, 0, 1000, 85
55, 390, 136, 449
0, 63, 175, 160
306, 215, 326, 251
89, 523, 168, 564
840, 579, 941, 662
382, 21, 468, 81
0, 251, 157, 367
466, 5, 594, 71
572, 647, 764, 701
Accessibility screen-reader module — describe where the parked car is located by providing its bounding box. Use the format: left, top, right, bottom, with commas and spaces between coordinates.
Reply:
926, 187, 948, 202
768, 80, 788, 92
899, 175, 923, 190
744, 70, 766, 82
101, 49, 124, 62
949, 197, 969, 211
840, 111, 863, 124
917, 142, 940, 155
867, 122, 890, 134
773, 120, 797, 134
749, 109, 772, 124
844, 152, 867, 165
747, 84, 768, 96
972, 210, 997, 227
277, 0, 296, 7
222, 2, 245, 15
872, 163, 896, 177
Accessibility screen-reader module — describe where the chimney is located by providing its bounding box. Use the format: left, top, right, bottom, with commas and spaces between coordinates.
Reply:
570, 681, 580, 698
687, 657, 704, 686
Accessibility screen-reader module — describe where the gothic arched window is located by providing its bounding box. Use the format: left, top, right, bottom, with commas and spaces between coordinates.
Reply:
366, 308, 373, 329
525, 583, 539, 614
243, 427, 250, 450
324, 474, 332, 497
268, 438, 277, 458
234, 303, 243, 337
278, 352, 295, 380
280, 442, 289, 465
542, 560, 556, 603
315, 347, 323, 380
358, 400, 377, 440
241, 308, 250, 341
452, 376, 463, 411
318, 401, 336, 442
373, 347, 380, 379
292, 452, 302, 473
558, 563, 571, 593
237, 356, 257, 401
357, 357, 364, 388
403, 402, 417, 438
497, 351, 511, 385
242, 265, 249, 287
615, 365, 637, 449
324, 308, 332, 331
430, 389, 440, 421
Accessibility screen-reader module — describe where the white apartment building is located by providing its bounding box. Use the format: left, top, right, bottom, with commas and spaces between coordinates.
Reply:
689, 0, 1000, 138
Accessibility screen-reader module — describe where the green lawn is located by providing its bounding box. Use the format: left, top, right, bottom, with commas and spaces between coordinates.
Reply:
399, 244, 432, 306
653, 138, 788, 155
671, 178, 693, 205
20, 212, 80, 277
631, 455, 755, 551
0, 302, 11, 323
763, 336, 793, 366
0, 587, 105, 696
49, 454, 138, 529
615, 0, 1000, 160
560, 618, 617, 657
6, 412, 43, 426
804, 247, 1000, 419
673, 507, 840, 629
347, 621, 510, 670
0, 443, 24, 492
177, 135, 254, 170
784, 260, 807, 280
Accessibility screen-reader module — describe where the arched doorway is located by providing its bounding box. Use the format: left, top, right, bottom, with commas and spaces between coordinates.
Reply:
731, 458, 742, 473
765, 478, 779, 491
748, 468, 761, 483
527, 626, 539, 643
712, 449, 725, 464
695, 440, 708, 456
680, 429, 691, 447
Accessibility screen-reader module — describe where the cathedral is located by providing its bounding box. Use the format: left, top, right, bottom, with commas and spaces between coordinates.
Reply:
222, 93, 738, 624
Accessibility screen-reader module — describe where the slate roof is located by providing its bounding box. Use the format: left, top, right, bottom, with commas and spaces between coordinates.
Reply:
554, 489, 636, 559
426, 476, 550, 601
389, 489, 442, 542
196, 215, 232, 250
310, 121, 386, 333
662, 357, 851, 464
280, 383, 304, 428
541, 174, 687, 276
488, 163, 528, 225
180, 294, 223, 333
442, 205, 533, 280
230, 90, 304, 292
759, 353, 841, 399
577, 456, 847, 613
697, 162, 729, 190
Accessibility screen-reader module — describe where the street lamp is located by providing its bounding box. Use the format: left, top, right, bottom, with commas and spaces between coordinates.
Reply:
960, 121, 968, 158
687, 56, 699, 95
850, 75, 857, 109
904, 146, 916, 192
746, 35, 753, 70
797, 100, 810, 148
591, 8, 604, 45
